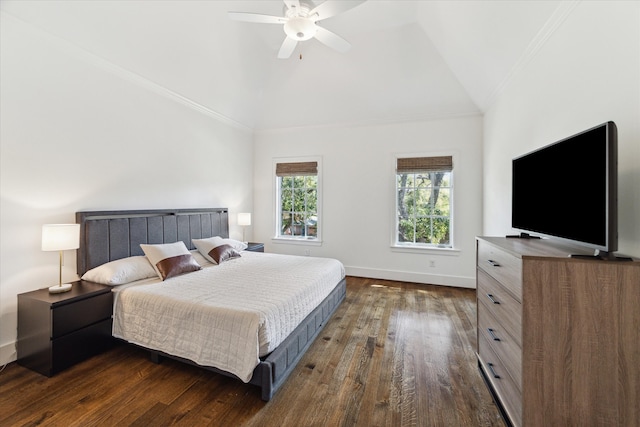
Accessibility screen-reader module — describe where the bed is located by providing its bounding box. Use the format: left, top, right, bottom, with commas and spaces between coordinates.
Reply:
75, 208, 346, 401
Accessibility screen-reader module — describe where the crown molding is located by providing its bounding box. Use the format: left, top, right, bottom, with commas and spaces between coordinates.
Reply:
1, 11, 253, 133
481, 0, 581, 111
2, 9, 486, 136
253, 110, 482, 135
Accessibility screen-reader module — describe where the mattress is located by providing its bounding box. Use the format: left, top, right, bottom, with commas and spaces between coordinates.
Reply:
112, 251, 345, 382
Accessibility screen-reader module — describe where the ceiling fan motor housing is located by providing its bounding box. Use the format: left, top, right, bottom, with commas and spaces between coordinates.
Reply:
229, 0, 363, 58
283, 2, 318, 41
284, 17, 317, 40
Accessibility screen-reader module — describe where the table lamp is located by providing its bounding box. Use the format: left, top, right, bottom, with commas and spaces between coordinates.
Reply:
238, 213, 251, 243
42, 224, 80, 293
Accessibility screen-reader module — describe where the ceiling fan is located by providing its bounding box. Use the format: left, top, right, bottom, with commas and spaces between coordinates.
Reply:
228, 0, 366, 59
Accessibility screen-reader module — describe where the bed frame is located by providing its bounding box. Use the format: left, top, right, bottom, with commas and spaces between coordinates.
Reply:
76, 208, 346, 401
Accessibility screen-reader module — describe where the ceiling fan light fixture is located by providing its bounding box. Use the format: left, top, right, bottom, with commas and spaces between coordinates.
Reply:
284, 17, 317, 41
230, 0, 366, 58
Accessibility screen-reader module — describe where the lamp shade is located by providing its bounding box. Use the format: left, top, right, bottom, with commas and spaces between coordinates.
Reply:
42, 224, 80, 251
238, 213, 252, 226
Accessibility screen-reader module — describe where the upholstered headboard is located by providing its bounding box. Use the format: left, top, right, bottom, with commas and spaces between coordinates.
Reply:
76, 208, 229, 275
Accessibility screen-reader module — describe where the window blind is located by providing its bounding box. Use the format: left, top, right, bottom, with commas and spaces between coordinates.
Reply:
276, 161, 318, 176
396, 156, 453, 173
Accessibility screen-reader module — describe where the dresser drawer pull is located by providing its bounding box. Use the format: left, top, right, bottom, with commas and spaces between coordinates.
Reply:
486, 293, 500, 304
487, 363, 501, 379
488, 328, 501, 341
487, 259, 501, 267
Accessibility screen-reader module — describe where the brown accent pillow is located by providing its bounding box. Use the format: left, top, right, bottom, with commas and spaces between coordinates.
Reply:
208, 244, 241, 264
155, 254, 202, 280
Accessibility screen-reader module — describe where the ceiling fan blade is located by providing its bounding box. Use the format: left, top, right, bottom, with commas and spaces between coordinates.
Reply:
283, 0, 301, 11
309, 0, 367, 21
313, 26, 351, 53
278, 37, 298, 59
228, 12, 287, 24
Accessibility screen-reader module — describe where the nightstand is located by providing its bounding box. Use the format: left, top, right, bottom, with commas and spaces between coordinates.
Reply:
17, 280, 113, 376
245, 242, 265, 252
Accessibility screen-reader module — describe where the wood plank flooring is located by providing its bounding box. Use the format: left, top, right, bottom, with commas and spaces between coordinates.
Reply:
0, 276, 505, 426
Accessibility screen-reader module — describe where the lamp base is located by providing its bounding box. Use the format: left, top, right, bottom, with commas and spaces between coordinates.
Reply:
49, 283, 73, 294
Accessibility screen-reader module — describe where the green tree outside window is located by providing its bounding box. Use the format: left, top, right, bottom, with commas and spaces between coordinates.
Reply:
397, 170, 452, 247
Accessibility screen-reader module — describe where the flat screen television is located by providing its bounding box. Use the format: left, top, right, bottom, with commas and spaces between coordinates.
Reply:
511, 121, 617, 257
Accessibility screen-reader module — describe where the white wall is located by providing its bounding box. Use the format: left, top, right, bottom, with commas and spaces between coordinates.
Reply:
483, 1, 640, 258
254, 115, 483, 288
0, 13, 254, 365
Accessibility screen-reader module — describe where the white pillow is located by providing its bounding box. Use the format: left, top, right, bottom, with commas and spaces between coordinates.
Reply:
140, 241, 202, 280
192, 236, 247, 264
192, 236, 225, 264
81, 256, 157, 285
222, 238, 248, 252
190, 250, 213, 266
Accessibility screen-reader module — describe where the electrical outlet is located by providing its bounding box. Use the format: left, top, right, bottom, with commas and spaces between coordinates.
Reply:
304, 249, 311, 256
429, 260, 436, 268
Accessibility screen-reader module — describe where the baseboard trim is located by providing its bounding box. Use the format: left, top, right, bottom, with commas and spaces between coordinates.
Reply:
344, 266, 475, 289
1, 342, 17, 366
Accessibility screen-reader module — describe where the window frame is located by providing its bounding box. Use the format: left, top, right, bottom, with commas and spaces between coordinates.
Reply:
272, 156, 322, 245
392, 154, 455, 251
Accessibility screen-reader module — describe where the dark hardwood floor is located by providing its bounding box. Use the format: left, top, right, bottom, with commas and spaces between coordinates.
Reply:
0, 276, 504, 426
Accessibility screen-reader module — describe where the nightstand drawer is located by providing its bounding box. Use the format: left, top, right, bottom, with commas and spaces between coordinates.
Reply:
477, 240, 522, 301
52, 318, 113, 375
477, 268, 522, 346
52, 291, 113, 338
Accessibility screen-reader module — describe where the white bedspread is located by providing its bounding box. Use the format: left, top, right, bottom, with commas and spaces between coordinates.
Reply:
112, 251, 345, 382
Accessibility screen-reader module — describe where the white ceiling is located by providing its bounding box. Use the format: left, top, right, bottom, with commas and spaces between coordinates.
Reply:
1, 0, 567, 131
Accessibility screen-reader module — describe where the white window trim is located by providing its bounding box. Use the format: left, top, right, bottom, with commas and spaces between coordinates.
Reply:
272, 237, 323, 246
390, 244, 460, 255
391, 151, 456, 251
272, 156, 323, 245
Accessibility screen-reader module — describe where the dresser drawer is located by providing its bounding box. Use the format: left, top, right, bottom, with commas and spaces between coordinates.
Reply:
478, 334, 522, 427
477, 269, 522, 347
52, 291, 113, 338
478, 303, 522, 391
477, 240, 522, 301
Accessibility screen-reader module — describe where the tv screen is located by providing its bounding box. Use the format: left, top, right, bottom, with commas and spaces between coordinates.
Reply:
512, 121, 617, 254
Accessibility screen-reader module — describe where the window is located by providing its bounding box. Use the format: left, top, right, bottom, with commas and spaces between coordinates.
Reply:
396, 156, 453, 248
275, 160, 319, 240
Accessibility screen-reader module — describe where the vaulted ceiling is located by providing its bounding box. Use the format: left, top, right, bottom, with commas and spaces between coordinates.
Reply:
1, 0, 566, 131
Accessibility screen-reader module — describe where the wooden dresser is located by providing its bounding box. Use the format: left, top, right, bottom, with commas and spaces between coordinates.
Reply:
476, 236, 640, 427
